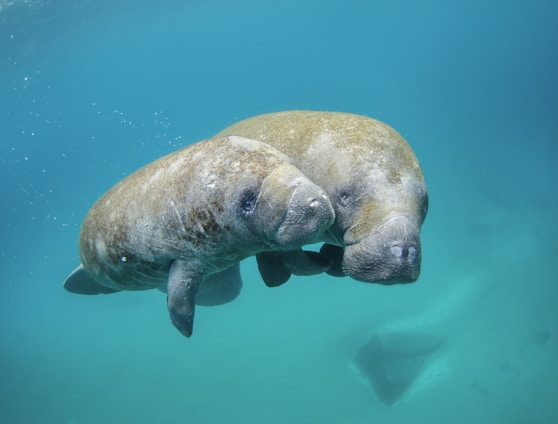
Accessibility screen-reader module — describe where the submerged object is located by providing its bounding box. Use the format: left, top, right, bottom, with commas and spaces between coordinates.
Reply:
353, 331, 445, 405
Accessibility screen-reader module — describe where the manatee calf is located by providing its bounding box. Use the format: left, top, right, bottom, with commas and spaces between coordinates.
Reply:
217, 111, 428, 285
63, 135, 335, 337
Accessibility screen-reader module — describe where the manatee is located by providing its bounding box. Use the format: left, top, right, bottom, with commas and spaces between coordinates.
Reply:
63, 135, 335, 337
217, 111, 428, 285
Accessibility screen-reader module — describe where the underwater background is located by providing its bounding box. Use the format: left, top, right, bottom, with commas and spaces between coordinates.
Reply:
1, 0, 557, 422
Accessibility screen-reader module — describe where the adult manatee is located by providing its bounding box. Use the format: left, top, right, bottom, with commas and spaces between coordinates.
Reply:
218, 111, 428, 285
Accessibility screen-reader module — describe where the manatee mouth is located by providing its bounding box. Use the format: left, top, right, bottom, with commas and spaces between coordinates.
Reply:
342, 215, 422, 284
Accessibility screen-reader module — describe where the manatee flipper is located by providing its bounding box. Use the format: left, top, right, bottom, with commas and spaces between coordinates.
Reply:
256, 252, 292, 287
291, 250, 331, 275
63, 264, 120, 294
256, 249, 331, 287
157, 264, 242, 305
196, 264, 243, 306
319, 244, 346, 277
167, 260, 203, 338
256, 245, 345, 287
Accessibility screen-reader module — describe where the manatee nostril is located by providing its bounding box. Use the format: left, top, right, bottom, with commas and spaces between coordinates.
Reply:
309, 199, 321, 208
390, 243, 418, 262
407, 246, 418, 262
304, 199, 321, 218
308, 197, 331, 217
390, 244, 404, 258
298, 192, 334, 227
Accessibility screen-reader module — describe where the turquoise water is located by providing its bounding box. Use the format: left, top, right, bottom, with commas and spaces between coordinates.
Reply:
1, 0, 557, 422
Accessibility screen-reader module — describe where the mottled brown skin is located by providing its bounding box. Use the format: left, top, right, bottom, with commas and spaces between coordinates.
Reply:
218, 111, 428, 285
78, 136, 291, 290
64, 135, 334, 337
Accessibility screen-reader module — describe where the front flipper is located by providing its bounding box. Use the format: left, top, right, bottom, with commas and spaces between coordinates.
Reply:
196, 264, 243, 306
167, 260, 203, 338
256, 249, 331, 287
319, 244, 346, 277
256, 251, 292, 287
63, 264, 120, 295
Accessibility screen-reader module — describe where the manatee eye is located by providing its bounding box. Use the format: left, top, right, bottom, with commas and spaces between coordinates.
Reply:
239, 190, 258, 216
337, 190, 353, 207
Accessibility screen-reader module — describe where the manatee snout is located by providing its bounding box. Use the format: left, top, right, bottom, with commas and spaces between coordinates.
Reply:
275, 182, 335, 248
255, 164, 335, 249
343, 215, 422, 284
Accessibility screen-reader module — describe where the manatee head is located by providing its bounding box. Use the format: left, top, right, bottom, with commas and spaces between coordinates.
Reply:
319, 124, 428, 284
247, 163, 335, 248
221, 136, 335, 252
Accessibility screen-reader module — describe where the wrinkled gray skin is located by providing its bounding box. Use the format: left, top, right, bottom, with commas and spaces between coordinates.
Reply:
63, 135, 334, 337
217, 111, 428, 285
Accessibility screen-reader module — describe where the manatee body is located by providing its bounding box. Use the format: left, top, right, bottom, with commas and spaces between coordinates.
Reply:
218, 111, 428, 285
63, 135, 335, 337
